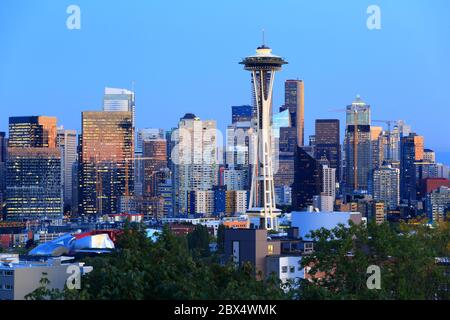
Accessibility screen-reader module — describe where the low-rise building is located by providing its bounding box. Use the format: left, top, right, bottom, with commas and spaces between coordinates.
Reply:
0, 257, 92, 300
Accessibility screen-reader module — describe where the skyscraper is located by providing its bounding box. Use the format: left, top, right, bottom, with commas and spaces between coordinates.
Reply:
232, 105, 253, 124
343, 96, 372, 195
0, 132, 7, 209
291, 147, 322, 210
134, 128, 165, 196
240, 43, 287, 230
103, 87, 136, 127
6, 148, 62, 220
80, 111, 134, 215
400, 133, 424, 204
284, 80, 305, 147
6, 116, 62, 221
373, 164, 400, 210
314, 119, 341, 180
8, 116, 57, 148
172, 113, 218, 214
142, 138, 167, 197
56, 128, 77, 211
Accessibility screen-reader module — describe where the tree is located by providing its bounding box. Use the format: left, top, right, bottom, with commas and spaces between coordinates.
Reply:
68, 223, 287, 300
216, 224, 225, 254
296, 221, 450, 300
187, 224, 211, 258
25, 273, 65, 300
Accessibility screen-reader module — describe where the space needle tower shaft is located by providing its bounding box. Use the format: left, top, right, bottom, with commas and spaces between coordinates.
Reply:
240, 41, 287, 230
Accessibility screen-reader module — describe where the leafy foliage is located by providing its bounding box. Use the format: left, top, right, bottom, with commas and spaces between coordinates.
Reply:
297, 221, 450, 300
25, 221, 449, 300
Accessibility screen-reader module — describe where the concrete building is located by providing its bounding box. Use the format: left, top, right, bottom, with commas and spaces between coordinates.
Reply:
373, 201, 386, 225
0, 256, 92, 300
373, 164, 400, 210
56, 128, 77, 211
172, 113, 218, 215
313, 195, 334, 212
426, 186, 450, 223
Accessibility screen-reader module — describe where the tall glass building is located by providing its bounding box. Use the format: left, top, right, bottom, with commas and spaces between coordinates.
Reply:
6, 148, 62, 221
80, 111, 134, 215
103, 87, 136, 127
343, 96, 372, 195
8, 116, 57, 148
56, 128, 77, 211
314, 119, 341, 181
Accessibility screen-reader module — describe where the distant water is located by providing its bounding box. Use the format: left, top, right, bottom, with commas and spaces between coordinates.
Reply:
436, 151, 450, 165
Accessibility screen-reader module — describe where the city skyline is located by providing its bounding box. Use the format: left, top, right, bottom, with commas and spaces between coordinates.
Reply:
1, 1, 450, 163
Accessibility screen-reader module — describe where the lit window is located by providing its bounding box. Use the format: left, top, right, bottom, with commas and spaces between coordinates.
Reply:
268, 244, 274, 255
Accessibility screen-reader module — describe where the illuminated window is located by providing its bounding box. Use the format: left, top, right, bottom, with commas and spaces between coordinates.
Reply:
268, 244, 274, 255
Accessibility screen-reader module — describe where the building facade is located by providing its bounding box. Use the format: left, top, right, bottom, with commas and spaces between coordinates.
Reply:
79, 111, 134, 215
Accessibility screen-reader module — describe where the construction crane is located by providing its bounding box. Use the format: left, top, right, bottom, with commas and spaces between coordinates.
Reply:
372, 120, 398, 161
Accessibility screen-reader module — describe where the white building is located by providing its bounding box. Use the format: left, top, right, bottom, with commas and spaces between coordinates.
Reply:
373, 165, 400, 210
56, 128, 77, 211
193, 190, 215, 216
322, 165, 336, 199
224, 169, 248, 191
313, 195, 334, 212
266, 255, 304, 288
172, 114, 218, 214
230, 190, 248, 215
0, 257, 92, 300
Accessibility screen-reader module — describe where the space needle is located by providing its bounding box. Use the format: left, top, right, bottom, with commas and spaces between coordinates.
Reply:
240, 38, 287, 230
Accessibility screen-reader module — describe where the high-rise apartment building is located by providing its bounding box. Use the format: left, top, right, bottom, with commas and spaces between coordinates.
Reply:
425, 186, 449, 223
79, 111, 134, 215
373, 164, 400, 210
56, 128, 77, 211
172, 113, 218, 214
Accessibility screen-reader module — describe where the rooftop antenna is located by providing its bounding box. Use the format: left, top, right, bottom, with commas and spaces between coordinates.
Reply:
262, 29, 266, 46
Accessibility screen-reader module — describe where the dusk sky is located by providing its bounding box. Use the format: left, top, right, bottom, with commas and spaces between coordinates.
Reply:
1, 0, 449, 162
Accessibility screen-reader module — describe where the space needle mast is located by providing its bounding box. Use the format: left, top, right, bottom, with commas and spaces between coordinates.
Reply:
240, 36, 287, 230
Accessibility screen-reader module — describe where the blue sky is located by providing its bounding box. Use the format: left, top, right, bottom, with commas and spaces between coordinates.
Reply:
1, 0, 449, 162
